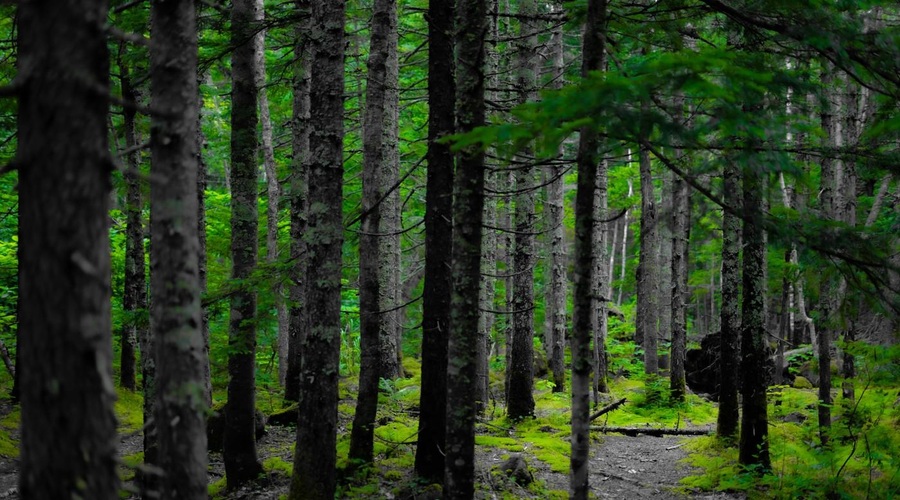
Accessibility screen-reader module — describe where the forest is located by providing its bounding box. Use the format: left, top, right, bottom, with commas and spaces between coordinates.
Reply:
0, 0, 899, 498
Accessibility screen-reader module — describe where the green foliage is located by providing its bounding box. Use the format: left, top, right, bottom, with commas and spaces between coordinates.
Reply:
684, 347, 900, 499
115, 388, 144, 434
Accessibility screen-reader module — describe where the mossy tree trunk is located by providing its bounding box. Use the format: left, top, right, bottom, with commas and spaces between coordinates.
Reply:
444, 0, 486, 496
717, 162, 741, 441
149, 0, 209, 496
289, 1, 345, 497
350, 0, 399, 463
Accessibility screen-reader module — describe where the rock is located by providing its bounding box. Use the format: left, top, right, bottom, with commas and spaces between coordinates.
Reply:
782, 412, 807, 424
498, 454, 533, 487
533, 348, 549, 379
207, 403, 267, 452
267, 404, 299, 426
793, 376, 813, 389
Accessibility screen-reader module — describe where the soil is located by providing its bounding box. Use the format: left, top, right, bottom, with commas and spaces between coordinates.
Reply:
0, 410, 745, 499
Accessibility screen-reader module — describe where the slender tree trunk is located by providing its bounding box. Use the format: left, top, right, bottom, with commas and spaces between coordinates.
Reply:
717, 163, 741, 441
225, 0, 265, 487
289, 1, 345, 497
507, 0, 538, 421
444, 0, 486, 495
119, 48, 142, 394
350, 0, 398, 463
637, 143, 659, 374
817, 67, 839, 446
197, 91, 213, 408
616, 179, 632, 306
571, 1, 607, 497
285, 1, 311, 404
149, 1, 208, 496
381, 26, 404, 380
593, 158, 610, 397
414, 0, 455, 484
669, 99, 690, 401
17, 1, 119, 496
543, 17, 567, 394
477, 0, 502, 411
738, 160, 771, 471
253, 1, 290, 387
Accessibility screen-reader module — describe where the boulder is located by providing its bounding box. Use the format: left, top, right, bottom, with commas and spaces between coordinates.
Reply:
497, 454, 533, 487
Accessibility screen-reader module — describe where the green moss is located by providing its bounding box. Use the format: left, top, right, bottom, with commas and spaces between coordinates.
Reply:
475, 435, 524, 452
115, 388, 144, 434
401, 357, 421, 380
118, 451, 143, 483
0, 405, 19, 458
208, 476, 227, 498
263, 456, 293, 477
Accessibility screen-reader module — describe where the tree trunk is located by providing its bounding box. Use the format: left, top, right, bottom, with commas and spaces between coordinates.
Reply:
816, 67, 839, 446
669, 104, 690, 401
593, 158, 610, 397
616, 179, 632, 306
149, 0, 209, 496
225, 0, 265, 487
254, 1, 289, 387
119, 49, 141, 393
197, 92, 213, 408
350, 0, 398, 463
380, 12, 403, 380
289, 1, 345, 497
285, 1, 311, 404
414, 0, 455, 484
17, 1, 119, 496
571, 1, 607, 497
738, 160, 771, 471
717, 162, 741, 441
507, 0, 538, 421
444, 0, 486, 495
637, 142, 659, 374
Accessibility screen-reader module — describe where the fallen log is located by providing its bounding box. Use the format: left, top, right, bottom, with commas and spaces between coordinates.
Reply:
588, 397, 627, 422
590, 426, 712, 437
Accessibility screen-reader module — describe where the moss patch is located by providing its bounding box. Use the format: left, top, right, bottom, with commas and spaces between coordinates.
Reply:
115, 388, 144, 434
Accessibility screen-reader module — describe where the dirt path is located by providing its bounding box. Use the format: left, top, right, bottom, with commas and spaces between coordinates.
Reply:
589, 434, 742, 499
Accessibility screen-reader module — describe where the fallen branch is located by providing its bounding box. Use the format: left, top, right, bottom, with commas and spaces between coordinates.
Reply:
590, 426, 712, 437
589, 397, 627, 422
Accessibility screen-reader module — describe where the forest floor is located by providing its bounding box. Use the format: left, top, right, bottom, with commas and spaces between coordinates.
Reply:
0, 397, 744, 499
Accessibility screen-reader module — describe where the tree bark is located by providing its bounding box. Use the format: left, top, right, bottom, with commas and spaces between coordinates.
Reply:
593, 157, 610, 398
507, 0, 538, 421
119, 48, 141, 393
738, 159, 771, 471
414, 0, 455, 484
289, 1, 345, 497
637, 142, 659, 374
571, 1, 607, 497
17, 1, 119, 496
285, 0, 311, 404
149, 0, 209, 495
669, 100, 690, 402
717, 162, 741, 441
225, 0, 265, 487
350, 0, 398, 463
444, 0, 486, 495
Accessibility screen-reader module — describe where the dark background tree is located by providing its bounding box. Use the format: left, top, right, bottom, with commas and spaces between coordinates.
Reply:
414, 0, 455, 485
224, 0, 265, 487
